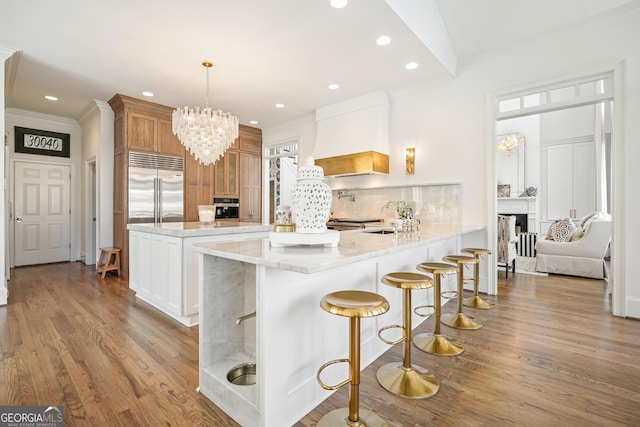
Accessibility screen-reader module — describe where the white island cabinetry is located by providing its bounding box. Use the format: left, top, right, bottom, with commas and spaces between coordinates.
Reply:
128, 222, 271, 326
194, 224, 484, 426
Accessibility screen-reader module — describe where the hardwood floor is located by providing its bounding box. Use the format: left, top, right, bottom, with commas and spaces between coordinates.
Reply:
1, 262, 639, 426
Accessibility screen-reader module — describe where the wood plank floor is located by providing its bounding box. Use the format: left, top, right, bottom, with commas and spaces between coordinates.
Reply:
1, 262, 639, 426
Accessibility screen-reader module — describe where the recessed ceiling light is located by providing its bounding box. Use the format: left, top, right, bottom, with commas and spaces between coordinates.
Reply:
376, 35, 391, 46
405, 62, 419, 70
275, 103, 285, 109
142, 91, 154, 97
328, 83, 339, 90
250, 120, 258, 125
330, 0, 348, 9
45, 95, 58, 101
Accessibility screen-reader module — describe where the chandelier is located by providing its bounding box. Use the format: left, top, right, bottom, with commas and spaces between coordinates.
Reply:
497, 133, 521, 153
172, 61, 239, 165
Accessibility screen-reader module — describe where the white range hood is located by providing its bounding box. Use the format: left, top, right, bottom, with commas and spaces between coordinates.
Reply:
313, 91, 390, 177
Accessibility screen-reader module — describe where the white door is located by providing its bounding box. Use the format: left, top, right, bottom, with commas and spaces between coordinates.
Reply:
541, 141, 596, 223
14, 162, 71, 266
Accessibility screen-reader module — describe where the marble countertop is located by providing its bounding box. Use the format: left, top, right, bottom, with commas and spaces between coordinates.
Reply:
194, 224, 484, 274
127, 221, 273, 238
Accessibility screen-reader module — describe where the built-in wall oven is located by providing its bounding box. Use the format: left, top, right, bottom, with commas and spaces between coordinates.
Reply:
214, 197, 239, 220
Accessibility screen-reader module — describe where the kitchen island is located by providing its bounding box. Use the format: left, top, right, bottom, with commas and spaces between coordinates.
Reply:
127, 221, 271, 326
194, 224, 484, 426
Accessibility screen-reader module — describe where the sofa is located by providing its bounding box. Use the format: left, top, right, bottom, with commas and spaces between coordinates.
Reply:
535, 213, 611, 279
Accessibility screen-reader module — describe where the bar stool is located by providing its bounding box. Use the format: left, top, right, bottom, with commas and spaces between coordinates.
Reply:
376, 272, 439, 399
96, 247, 121, 278
317, 290, 390, 427
461, 247, 495, 309
441, 255, 482, 330
413, 262, 464, 356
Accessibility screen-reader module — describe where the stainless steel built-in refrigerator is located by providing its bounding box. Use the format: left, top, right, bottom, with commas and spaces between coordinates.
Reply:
128, 152, 184, 224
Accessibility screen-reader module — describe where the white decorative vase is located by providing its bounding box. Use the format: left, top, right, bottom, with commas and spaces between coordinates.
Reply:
290, 158, 332, 234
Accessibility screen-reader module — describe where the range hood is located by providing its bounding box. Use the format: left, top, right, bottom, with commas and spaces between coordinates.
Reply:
314, 91, 390, 177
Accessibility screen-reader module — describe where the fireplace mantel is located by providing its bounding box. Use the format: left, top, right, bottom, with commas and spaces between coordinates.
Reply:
497, 197, 537, 235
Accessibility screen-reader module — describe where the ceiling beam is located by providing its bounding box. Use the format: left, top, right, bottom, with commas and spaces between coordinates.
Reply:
385, 0, 457, 77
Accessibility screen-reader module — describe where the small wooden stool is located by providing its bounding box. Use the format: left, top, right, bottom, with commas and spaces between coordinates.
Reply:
96, 247, 121, 278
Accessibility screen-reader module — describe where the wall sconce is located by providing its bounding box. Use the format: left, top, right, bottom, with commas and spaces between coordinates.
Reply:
405, 147, 415, 175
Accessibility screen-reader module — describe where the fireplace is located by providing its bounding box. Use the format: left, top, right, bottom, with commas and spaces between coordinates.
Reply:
496, 196, 537, 236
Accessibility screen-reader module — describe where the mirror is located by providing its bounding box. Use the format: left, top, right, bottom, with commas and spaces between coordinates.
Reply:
496, 133, 525, 197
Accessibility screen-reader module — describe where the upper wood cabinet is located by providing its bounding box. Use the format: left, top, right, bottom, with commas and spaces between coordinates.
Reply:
214, 144, 239, 197
238, 125, 262, 154
110, 94, 184, 157
239, 152, 261, 222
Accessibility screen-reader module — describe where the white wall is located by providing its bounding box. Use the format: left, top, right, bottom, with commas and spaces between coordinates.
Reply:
541, 104, 596, 141
79, 100, 114, 263
265, 9, 640, 317
0, 47, 15, 305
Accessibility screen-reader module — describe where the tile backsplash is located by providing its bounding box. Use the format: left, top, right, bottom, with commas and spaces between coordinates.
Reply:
330, 184, 462, 225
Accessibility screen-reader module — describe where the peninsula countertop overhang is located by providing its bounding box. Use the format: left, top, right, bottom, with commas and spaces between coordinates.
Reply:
127, 221, 273, 237
194, 224, 484, 274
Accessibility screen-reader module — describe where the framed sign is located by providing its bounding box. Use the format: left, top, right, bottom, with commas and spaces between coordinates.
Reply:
497, 184, 511, 198
15, 126, 70, 158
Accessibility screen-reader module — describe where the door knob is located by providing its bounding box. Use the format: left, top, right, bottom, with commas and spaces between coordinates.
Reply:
16, 217, 23, 222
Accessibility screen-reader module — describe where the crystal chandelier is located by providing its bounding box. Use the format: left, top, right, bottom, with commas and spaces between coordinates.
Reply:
172, 61, 239, 165
497, 133, 521, 153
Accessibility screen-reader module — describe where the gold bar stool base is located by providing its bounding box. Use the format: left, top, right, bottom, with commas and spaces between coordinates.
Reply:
461, 247, 495, 310
463, 295, 495, 309
413, 333, 464, 356
318, 408, 388, 427
376, 363, 439, 399
441, 312, 482, 330
317, 290, 390, 427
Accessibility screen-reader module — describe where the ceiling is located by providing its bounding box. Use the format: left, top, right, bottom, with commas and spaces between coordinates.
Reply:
2, 0, 637, 130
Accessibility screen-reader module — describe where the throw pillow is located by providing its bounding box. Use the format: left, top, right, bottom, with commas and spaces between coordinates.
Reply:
545, 219, 559, 240
570, 227, 585, 241
548, 217, 576, 242
578, 212, 599, 228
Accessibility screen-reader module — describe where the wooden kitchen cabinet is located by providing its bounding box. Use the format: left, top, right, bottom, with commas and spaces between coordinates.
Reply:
109, 93, 185, 277
237, 126, 263, 222
239, 152, 261, 222
238, 125, 262, 154
214, 146, 239, 197
125, 108, 183, 156
185, 124, 262, 220
184, 150, 215, 222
